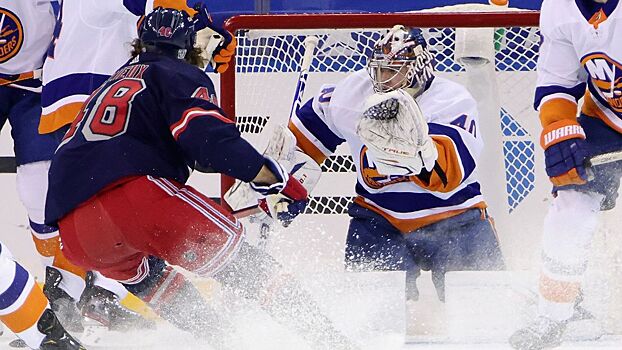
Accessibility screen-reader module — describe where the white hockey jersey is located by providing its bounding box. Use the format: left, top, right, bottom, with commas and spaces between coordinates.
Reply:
0, 0, 55, 90
40, 0, 194, 134
290, 70, 486, 233
536, 0, 622, 131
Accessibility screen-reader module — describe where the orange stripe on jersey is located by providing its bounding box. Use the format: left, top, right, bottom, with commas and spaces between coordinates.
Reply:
539, 98, 578, 128
31, 234, 60, 258
288, 121, 327, 165
53, 251, 87, 280
39, 102, 83, 134
354, 196, 487, 233
410, 135, 463, 193
153, 0, 197, 16
0, 284, 48, 333
539, 274, 581, 303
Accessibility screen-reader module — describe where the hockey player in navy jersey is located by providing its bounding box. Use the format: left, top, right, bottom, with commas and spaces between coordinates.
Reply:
0, 0, 152, 334
287, 25, 505, 302
45, 7, 356, 350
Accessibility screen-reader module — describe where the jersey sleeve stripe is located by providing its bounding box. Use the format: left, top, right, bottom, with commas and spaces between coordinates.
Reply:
539, 98, 579, 127
428, 123, 475, 181
294, 100, 345, 153
288, 120, 330, 164
171, 107, 233, 140
534, 84, 586, 111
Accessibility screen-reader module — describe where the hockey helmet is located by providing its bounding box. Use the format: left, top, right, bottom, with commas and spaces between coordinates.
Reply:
138, 7, 196, 59
367, 25, 434, 96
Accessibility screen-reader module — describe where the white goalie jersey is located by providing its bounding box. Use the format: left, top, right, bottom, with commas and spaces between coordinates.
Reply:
536, 0, 622, 131
290, 69, 486, 233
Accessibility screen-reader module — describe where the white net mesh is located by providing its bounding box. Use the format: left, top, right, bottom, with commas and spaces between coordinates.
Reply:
230, 13, 541, 217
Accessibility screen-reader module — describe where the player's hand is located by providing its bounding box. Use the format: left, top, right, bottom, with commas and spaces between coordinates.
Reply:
541, 120, 589, 186
193, 4, 236, 73
251, 157, 309, 227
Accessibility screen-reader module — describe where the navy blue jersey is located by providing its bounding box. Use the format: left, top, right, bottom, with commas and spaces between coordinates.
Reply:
45, 53, 265, 224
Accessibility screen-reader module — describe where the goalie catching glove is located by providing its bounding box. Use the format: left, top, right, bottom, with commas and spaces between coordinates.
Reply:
192, 4, 236, 72
250, 157, 309, 227
357, 89, 438, 176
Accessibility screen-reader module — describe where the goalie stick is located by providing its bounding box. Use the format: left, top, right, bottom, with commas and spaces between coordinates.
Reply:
225, 36, 319, 227
586, 150, 622, 181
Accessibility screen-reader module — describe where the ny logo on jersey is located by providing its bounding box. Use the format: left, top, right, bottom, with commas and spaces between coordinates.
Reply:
582, 53, 622, 112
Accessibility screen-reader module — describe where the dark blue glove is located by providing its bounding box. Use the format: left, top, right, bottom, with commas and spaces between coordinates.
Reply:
541, 121, 589, 186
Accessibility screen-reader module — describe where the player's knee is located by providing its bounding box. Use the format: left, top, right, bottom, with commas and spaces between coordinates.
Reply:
16, 161, 51, 223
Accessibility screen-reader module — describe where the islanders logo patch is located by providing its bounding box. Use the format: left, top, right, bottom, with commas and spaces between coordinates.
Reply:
582, 53, 622, 113
0, 8, 24, 63
360, 146, 411, 189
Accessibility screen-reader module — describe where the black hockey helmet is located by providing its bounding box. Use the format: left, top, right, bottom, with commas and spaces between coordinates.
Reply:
138, 7, 196, 59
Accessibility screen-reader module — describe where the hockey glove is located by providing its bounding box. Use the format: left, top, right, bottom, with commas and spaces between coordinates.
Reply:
357, 89, 438, 176
250, 157, 308, 227
193, 4, 236, 73
541, 119, 589, 186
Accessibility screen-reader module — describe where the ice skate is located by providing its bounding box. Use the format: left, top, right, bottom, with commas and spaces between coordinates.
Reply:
509, 316, 566, 350
43, 267, 84, 333
78, 273, 155, 331
38, 309, 86, 350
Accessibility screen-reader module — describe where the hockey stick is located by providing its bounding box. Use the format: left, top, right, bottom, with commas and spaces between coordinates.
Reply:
225, 37, 319, 224
585, 150, 622, 181
256, 36, 319, 249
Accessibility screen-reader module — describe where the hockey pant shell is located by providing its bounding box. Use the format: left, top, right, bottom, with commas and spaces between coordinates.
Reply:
553, 114, 622, 210
57, 175, 245, 284
345, 203, 505, 301
0, 86, 62, 166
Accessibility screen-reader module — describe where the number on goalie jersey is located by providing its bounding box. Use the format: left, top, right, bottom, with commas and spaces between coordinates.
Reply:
510, 1, 622, 348
290, 26, 504, 301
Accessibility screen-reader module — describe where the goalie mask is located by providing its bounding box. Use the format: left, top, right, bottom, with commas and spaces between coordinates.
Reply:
367, 25, 434, 97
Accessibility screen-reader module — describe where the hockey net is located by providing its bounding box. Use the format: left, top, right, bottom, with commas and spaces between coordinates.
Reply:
220, 6, 543, 248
